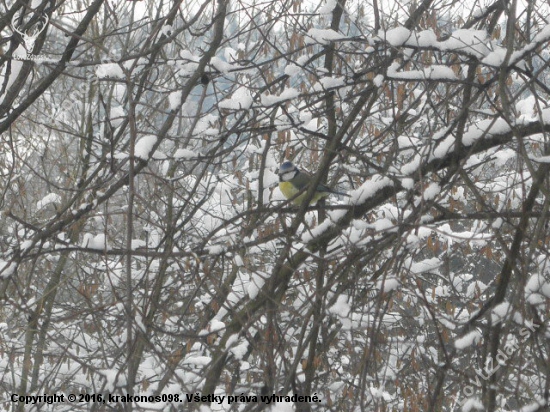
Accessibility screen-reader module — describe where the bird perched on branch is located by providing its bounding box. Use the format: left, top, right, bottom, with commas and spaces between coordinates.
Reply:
277, 161, 349, 206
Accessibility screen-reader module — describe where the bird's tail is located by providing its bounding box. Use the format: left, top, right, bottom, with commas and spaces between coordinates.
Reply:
318, 182, 350, 197
328, 189, 350, 197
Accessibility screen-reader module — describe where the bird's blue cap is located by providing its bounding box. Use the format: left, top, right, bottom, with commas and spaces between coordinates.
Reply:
278, 161, 296, 174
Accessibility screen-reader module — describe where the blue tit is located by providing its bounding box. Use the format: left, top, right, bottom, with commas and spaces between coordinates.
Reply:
277, 161, 349, 205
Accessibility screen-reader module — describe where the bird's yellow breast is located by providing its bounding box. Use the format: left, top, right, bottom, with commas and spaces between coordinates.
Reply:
279, 182, 329, 205
279, 181, 300, 199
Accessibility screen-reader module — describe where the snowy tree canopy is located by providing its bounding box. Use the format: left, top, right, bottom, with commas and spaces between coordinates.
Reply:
1, 0, 550, 411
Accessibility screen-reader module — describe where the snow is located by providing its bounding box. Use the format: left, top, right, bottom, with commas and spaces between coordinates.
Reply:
36, 193, 61, 211
387, 62, 458, 81
131, 239, 146, 250
452, 186, 465, 201
317, 76, 345, 89
525, 273, 548, 305
305, 28, 346, 45
329, 295, 351, 317
398, 134, 419, 150
461, 398, 484, 412
318, 0, 337, 15
205, 244, 226, 255
0, 260, 16, 278
247, 273, 266, 299
110, 106, 125, 128
382, 26, 411, 46
209, 275, 241, 319
516, 95, 537, 118
491, 301, 510, 324
442, 30, 491, 57
182, 355, 212, 366
174, 148, 197, 160
462, 118, 511, 146
466, 280, 488, 298
179, 49, 200, 62
373, 74, 384, 87
444, 270, 469, 291
532, 24, 550, 43
377, 277, 401, 292
517, 399, 548, 412
284, 64, 301, 77
454, 329, 482, 349
510, 25, 550, 65
368, 386, 394, 402
233, 88, 253, 109
224, 47, 238, 64
169, 90, 182, 111
250, 167, 279, 205
96, 63, 124, 79
415, 29, 438, 47
135, 134, 157, 160
481, 47, 507, 66
407, 257, 441, 274
261, 88, 299, 106
373, 217, 394, 232
21, 240, 33, 251
208, 319, 225, 333
229, 339, 249, 360
301, 209, 347, 243
160, 23, 172, 37
378, 26, 496, 61
211, 56, 232, 73
399, 178, 414, 190
296, 55, 309, 66
400, 155, 422, 175
82, 233, 108, 250
233, 254, 243, 268
0, 45, 24, 104
219, 87, 253, 110
349, 175, 393, 205
415, 116, 518, 167
422, 183, 440, 201
530, 154, 550, 163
